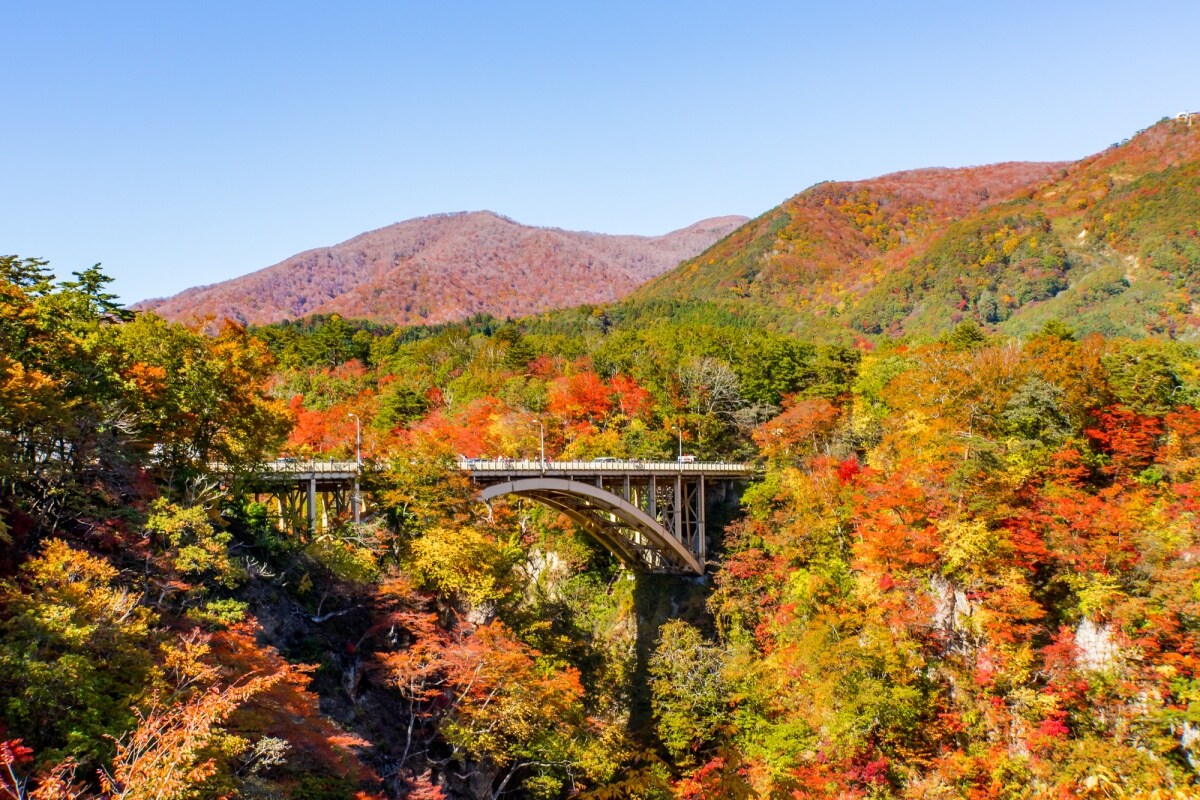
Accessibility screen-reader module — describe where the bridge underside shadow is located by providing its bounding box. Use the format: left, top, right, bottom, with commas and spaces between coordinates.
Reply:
480, 478, 704, 575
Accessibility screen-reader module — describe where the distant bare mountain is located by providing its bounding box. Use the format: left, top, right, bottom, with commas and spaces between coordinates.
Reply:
136, 212, 748, 326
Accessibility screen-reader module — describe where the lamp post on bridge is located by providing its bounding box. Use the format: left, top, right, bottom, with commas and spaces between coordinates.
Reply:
670, 422, 683, 466
347, 413, 362, 466
347, 413, 362, 522
529, 418, 545, 472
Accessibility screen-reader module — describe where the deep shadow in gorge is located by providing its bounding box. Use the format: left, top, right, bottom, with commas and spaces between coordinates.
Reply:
628, 478, 747, 742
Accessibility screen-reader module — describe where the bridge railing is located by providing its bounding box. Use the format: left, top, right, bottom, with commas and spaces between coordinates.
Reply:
460, 458, 752, 474
214, 459, 363, 475
223, 457, 754, 477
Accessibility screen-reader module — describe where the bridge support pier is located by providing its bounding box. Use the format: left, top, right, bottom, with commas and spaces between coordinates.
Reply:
673, 475, 682, 549
222, 461, 367, 539
307, 476, 317, 533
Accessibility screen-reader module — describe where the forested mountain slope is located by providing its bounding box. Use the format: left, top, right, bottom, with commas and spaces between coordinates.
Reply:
136, 211, 746, 327
633, 115, 1200, 341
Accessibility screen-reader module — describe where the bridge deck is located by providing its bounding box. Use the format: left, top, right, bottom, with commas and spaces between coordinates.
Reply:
463, 459, 753, 479
236, 458, 754, 482
224, 460, 361, 482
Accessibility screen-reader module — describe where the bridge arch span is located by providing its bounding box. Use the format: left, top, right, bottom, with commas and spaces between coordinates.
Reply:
480, 478, 704, 575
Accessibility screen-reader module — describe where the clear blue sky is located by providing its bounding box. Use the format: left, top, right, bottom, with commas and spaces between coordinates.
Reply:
3, 1, 1199, 304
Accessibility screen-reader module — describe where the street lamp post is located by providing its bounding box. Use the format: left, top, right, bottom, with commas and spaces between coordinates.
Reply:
347, 413, 362, 466
347, 413, 362, 522
531, 418, 545, 471
670, 423, 683, 464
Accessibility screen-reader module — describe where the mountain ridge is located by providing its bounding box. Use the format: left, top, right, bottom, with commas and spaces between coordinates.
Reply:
136, 211, 748, 327
629, 116, 1200, 341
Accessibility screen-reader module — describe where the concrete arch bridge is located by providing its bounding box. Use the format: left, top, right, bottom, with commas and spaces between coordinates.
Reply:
232, 458, 754, 575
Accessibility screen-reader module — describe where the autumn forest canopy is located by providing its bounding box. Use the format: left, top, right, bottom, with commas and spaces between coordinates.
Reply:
3, 116, 1200, 800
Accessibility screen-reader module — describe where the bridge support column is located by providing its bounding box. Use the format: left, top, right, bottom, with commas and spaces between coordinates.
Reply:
307, 475, 317, 534
698, 476, 706, 566
649, 475, 657, 521
352, 477, 361, 523
673, 475, 682, 542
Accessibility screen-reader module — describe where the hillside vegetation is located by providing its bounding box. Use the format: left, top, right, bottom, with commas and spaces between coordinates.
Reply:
4, 115, 1200, 800
633, 116, 1200, 342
